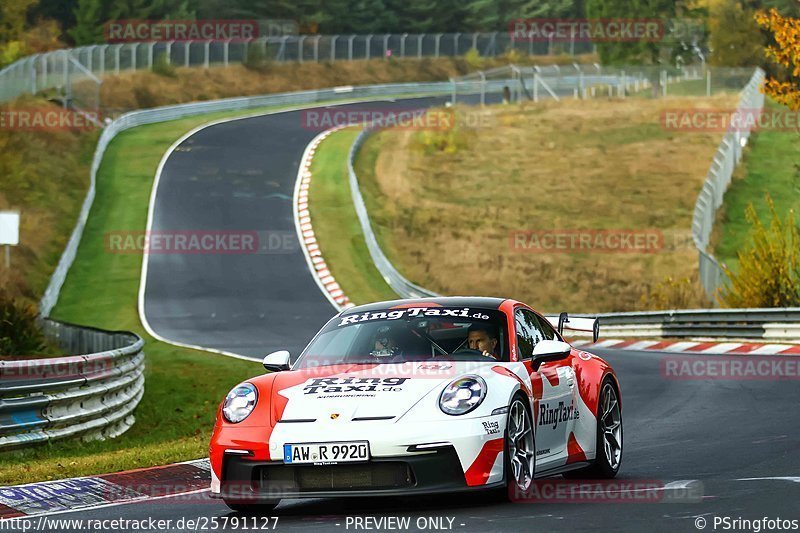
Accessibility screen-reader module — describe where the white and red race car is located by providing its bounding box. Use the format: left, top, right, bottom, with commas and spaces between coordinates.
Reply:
209, 297, 622, 511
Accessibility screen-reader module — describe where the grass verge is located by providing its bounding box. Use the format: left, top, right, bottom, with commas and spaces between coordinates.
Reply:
307, 128, 397, 305
713, 99, 800, 269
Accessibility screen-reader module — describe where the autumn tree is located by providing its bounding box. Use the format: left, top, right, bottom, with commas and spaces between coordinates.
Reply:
755, 8, 800, 110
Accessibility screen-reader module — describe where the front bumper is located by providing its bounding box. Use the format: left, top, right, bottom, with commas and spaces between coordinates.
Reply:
212, 446, 503, 501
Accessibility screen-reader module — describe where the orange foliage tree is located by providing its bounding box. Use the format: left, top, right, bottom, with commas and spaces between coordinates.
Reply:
755, 8, 800, 110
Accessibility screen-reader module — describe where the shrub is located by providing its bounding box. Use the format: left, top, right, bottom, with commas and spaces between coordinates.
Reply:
152, 52, 177, 78
640, 276, 703, 310
244, 44, 271, 72
719, 194, 800, 307
464, 48, 484, 69
0, 292, 48, 356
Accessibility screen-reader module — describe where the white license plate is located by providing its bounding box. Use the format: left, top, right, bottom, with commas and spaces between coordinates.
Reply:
283, 441, 369, 464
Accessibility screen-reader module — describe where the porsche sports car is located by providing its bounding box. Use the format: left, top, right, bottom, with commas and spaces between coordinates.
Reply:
209, 297, 622, 511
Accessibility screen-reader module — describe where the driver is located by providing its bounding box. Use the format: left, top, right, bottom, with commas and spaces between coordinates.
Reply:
467, 323, 499, 359
370, 325, 407, 359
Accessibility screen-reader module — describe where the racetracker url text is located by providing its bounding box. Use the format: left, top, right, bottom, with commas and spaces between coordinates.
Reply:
0, 516, 279, 532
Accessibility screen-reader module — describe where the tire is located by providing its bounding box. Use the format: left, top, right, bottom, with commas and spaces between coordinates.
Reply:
501, 396, 536, 501
222, 499, 280, 513
563, 378, 622, 479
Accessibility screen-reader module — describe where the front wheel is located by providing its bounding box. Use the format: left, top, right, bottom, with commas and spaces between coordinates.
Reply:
564, 379, 622, 479
503, 397, 536, 500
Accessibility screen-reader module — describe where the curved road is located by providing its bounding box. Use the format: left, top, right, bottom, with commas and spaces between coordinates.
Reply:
130, 97, 800, 530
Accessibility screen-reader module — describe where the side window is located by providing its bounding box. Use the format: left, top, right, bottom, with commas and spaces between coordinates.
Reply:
534, 313, 558, 341
515, 309, 545, 360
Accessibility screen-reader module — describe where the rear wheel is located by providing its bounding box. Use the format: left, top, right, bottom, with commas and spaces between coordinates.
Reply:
503, 396, 536, 500
564, 379, 622, 479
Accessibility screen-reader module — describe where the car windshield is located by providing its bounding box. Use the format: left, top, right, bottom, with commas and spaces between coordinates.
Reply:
296, 306, 509, 368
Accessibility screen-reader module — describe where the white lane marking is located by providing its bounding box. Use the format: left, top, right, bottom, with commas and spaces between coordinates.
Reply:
737, 477, 800, 483
570, 340, 591, 347
700, 342, 743, 354
662, 341, 701, 352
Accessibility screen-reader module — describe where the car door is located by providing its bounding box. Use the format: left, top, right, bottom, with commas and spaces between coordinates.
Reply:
515, 308, 573, 469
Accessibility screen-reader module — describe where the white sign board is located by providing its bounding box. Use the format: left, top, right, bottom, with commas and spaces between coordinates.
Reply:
0, 211, 20, 246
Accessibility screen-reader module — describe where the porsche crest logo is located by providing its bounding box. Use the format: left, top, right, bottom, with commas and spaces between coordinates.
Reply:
330, 413, 340, 420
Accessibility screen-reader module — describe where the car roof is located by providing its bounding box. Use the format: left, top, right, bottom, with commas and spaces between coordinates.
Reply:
341, 297, 509, 315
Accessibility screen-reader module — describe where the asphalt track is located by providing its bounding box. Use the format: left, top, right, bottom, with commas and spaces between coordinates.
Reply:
120, 95, 799, 530
25, 348, 800, 532
141, 95, 497, 358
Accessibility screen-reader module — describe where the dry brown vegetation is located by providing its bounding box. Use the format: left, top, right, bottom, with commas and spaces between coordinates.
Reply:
0, 97, 95, 305
94, 54, 596, 111
357, 94, 739, 312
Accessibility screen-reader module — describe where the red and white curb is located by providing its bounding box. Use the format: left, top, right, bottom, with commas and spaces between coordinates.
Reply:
294, 126, 355, 312
570, 338, 800, 356
0, 459, 211, 519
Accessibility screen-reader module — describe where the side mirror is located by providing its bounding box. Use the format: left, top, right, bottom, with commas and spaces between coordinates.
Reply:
531, 340, 571, 370
263, 350, 291, 372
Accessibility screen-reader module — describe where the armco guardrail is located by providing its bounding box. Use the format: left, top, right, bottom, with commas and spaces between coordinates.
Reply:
348, 128, 439, 299
692, 68, 765, 303
0, 319, 144, 450
569, 308, 800, 341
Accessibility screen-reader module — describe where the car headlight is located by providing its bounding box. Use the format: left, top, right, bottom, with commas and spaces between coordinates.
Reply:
222, 383, 258, 423
439, 376, 486, 416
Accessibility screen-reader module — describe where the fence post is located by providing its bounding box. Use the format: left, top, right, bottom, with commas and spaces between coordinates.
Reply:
148, 42, 154, 69
185, 41, 192, 67
533, 67, 539, 103
131, 43, 138, 70
298, 35, 305, 63
114, 45, 121, 74
400, 33, 407, 58
99, 45, 106, 76
480, 71, 486, 106
453, 33, 460, 56
365, 34, 372, 60
472, 33, 478, 52
417, 35, 423, 58
165, 41, 172, 64
706, 68, 711, 96
331, 35, 338, 62
348, 35, 355, 61
314, 35, 321, 62
203, 41, 210, 68
223, 40, 229, 67
434, 33, 442, 57
383, 34, 390, 58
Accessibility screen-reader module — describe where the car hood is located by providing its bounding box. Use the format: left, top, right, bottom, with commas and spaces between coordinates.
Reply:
269, 361, 468, 424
